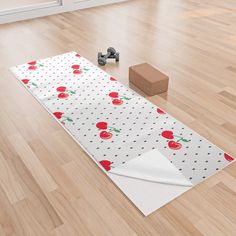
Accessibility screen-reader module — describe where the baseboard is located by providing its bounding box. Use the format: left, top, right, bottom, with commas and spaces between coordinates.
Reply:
0, 0, 127, 24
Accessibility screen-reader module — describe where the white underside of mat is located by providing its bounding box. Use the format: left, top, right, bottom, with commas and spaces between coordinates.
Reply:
111, 149, 193, 187
108, 173, 191, 216
109, 149, 192, 216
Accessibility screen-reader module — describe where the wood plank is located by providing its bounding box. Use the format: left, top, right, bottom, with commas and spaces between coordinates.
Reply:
8, 133, 58, 193
0, 152, 25, 204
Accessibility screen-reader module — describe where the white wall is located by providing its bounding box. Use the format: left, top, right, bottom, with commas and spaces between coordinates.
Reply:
0, 0, 127, 24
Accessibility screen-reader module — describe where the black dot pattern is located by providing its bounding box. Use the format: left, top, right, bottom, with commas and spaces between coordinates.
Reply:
10, 51, 234, 185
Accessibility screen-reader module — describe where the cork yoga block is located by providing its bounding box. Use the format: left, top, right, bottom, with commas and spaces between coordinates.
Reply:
129, 63, 169, 96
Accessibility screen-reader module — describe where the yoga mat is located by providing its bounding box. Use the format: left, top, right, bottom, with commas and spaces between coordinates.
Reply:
10, 52, 235, 215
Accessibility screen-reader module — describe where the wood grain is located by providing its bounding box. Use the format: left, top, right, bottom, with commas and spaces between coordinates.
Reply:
0, 0, 236, 235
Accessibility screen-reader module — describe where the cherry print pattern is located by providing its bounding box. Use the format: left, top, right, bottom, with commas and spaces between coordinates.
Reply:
162, 130, 174, 139
224, 153, 234, 162
99, 160, 112, 171
21, 79, 38, 88
56, 86, 76, 99
56, 86, 67, 92
168, 141, 182, 150
28, 61, 36, 65
161, 130, 190, 150
73, 70, 82, 75
27, 60, 44, 70
109, 92, 119, 98
100, 131, 113, 139
53, 112, 73, 125
58, 93, 69, 99
96, 122, 108, 130
72, 65, 80, 70
28, 65, 37, 70
96, 121, 121, 140
109, 91, 131, 106
11, 51, 235, 186
110, 76, 117, 81
71, 64, 89, 75
112, 99, 123, 105
157, 108, 166, 115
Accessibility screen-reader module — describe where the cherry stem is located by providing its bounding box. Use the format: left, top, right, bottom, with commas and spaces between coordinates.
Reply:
176, 137, 190, 143
176, 138, 182, 143
68, 90, 76, 95
30, 82, 38, 88
61, 116, 71, 122
108, 126, 120, 133
120, 96, 130, 100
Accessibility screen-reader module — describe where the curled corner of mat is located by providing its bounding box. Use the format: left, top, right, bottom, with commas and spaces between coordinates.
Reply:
110, 149, 194, 187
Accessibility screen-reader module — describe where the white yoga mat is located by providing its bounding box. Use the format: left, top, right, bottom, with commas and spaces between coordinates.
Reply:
10, 52, 234, 216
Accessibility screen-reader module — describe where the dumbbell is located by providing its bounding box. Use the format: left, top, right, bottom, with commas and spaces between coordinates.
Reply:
98, 47, 119, 66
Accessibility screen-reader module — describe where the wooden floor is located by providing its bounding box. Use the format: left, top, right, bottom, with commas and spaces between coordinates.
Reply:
0, 0, 236, 235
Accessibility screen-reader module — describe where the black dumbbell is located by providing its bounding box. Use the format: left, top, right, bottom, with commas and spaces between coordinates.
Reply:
98, 47, 119, 66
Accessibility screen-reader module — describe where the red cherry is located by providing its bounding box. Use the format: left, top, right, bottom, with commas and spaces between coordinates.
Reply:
112, 99, 123, 105
161, 130, 174, 139
99, 160, 111, 171
157, 108, 166, 114
56, 86, 66, 92
73, 70, 82, 74
168, 141, 182, 150
109, 92, 119, 98
224, 153, 234, 162
96, 122, 108, 130
100, 131, 112, 140
53, 112, 63, 119
28, 65, 37, 70
28, 61, 36, 65
75, 53, 81, 57
22, 79, 29, 84
71, 64, 80, 69
110, 77, 117, 81
58, 93, 69, 99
